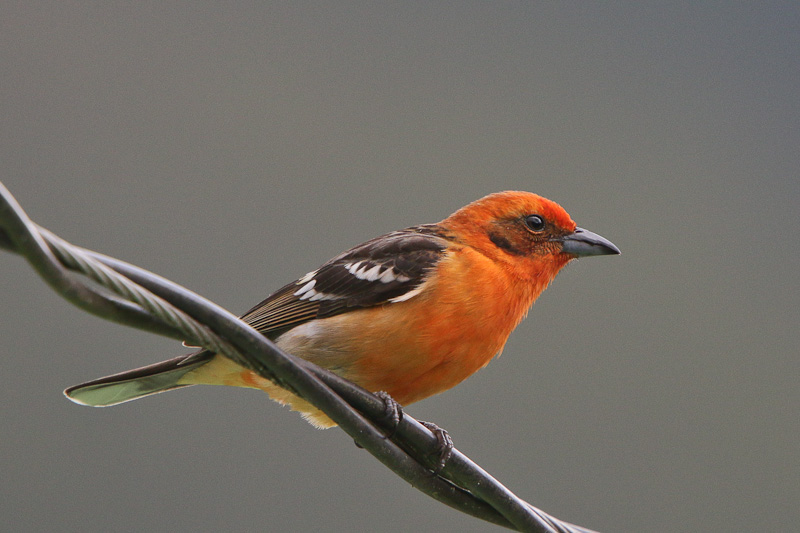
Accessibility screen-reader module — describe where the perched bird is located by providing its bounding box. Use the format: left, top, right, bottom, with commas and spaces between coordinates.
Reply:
65, 191, 619, 428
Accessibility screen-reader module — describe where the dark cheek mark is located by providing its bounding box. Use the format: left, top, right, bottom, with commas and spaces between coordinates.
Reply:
488, 231, 525, 256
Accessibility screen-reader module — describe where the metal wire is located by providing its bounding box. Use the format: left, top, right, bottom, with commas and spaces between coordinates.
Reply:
0, 181, 599, 533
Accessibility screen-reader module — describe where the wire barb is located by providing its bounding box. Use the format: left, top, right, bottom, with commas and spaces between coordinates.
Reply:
0, 181, 599, 533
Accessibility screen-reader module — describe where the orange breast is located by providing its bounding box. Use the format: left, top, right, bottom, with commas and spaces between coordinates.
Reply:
337, 247, 538, 405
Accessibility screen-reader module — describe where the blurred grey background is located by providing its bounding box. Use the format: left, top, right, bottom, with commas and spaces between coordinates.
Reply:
1, 3, 798, 532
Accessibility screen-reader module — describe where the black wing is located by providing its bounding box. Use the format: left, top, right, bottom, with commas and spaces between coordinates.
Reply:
240, 224, 450, 336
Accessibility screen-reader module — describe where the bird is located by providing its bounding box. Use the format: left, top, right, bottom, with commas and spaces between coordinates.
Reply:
65, 191, 620, 429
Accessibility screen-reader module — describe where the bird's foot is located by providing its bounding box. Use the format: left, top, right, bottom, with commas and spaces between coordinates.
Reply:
353, 391, 404, 450
374, 390, 404, 438
354, 392, 452, 475
418, 420, 454, 474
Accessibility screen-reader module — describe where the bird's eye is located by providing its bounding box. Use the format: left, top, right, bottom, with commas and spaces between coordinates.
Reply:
524, 214, 546, 232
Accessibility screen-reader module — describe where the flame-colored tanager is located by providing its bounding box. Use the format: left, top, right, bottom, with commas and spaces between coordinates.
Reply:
66, 191, 619, 427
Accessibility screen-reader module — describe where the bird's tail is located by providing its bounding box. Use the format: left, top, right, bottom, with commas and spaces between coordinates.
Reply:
64, 350, 214, 407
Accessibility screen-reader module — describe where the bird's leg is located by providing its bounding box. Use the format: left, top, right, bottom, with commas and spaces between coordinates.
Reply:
418, 420, 454, 474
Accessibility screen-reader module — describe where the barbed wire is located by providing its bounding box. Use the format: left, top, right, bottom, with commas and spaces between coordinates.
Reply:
0, 181, 599, 533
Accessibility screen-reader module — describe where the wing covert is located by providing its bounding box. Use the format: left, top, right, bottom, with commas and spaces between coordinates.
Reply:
241, 225, 449, 335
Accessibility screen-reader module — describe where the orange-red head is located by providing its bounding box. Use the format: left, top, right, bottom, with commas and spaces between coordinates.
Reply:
440, 191, 619, 285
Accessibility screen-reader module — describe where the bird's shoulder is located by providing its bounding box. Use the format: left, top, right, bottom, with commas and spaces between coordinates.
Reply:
241, 224, 453, 335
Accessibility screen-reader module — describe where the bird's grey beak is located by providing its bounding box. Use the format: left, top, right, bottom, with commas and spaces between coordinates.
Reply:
559, 227, 620, 257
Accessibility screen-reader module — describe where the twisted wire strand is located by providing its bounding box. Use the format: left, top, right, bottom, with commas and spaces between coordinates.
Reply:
38, 227, 246, 370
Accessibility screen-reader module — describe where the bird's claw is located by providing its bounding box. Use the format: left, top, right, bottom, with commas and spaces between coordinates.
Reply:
356, 392, 452, 475
353, 391, 404, 450
419, 420, 454, 474
374, 391, 404, 438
